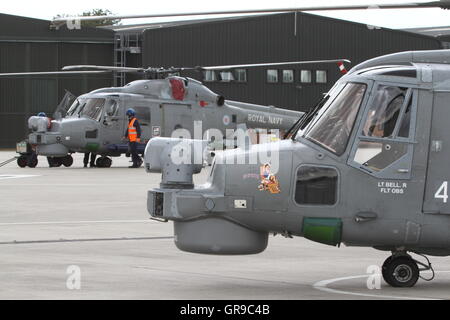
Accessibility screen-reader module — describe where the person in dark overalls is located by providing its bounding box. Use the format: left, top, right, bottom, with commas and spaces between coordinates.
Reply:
83, 152, 97, 168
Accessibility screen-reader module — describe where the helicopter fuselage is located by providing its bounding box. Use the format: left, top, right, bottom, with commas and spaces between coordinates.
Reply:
145, 51, 450, 266
26, 77, 302, 163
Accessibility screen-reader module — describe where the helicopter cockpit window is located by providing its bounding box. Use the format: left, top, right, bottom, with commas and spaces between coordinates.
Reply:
105, 100, 118, 116
398, 97, 412, 138
305, 83, 367, 156
79, 98, 105, 121
66, 99, 80, 117
350, 85, 416, 178
361, 86, 407, 138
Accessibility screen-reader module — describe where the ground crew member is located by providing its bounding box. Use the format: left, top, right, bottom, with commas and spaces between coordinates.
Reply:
36, 112, 58, 168
83, 152, 97, 168
123, 108, 142, 168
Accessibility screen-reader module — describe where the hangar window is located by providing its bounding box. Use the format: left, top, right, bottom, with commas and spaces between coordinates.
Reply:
283, 70, 294, 83
295, 166, 338, 205
234, 69, 247, 82
203, 70, 217, 82
220, 71, 234, 82
316, 70, 327, 84
300, 70, 312, 83
267, 69, 278, 83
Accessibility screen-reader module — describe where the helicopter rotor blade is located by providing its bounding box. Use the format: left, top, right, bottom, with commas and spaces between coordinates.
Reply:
0, 71, 110, 77
52, 1, 450, 25
62, 65, 145, 73
0, 59, 352, 79
197, 59, 351, 71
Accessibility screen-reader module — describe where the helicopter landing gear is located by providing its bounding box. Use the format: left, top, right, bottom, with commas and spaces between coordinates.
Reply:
382, 253, 434, 288
17, 153, 38, 168
47, 157, 62, 167
28, 156, 38, 168
17, 156, 28, 168
96, 157, 112, 168
61, 155, 73, 167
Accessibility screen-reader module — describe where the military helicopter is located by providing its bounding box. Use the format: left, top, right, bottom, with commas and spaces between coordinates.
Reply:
39, 1, 450, 170
2, 60, 351, 168
145, 49, 450, 288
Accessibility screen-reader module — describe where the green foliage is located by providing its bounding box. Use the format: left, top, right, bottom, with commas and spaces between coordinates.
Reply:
54, 9, 121, 27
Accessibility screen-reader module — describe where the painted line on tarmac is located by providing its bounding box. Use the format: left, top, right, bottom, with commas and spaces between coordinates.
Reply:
0, 174, 39, 180
0, 236, 173, 245
313, 273, 449, 300
0, 219, 155, 226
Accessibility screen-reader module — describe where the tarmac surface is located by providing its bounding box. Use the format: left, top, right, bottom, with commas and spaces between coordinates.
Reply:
0, 150, 449, 300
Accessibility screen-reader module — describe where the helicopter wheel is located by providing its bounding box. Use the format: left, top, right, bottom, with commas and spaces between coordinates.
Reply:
102, 157, 112, 168
48, 157, 62, 167
382, 255, 419, 288
96, 157, 112, 168
17, 156, 28, 168
61, 155, 74, 167
96, 157, 104, 167
28, 156, 38, 168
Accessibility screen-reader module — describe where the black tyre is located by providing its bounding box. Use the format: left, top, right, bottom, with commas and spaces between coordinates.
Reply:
381, 256, 393, 281
96, 157, 104, 168
62, 155, 74, 167
52, 157, 62, 167
28, 157, 38, 168
382, 256, 419, 288
102, 157, 112, 168
17, 156, 28, 168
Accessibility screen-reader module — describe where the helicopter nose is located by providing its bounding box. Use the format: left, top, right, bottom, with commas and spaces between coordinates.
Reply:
28, 116, 50, 133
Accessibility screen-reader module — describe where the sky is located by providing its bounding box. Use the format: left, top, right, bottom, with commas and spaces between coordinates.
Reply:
1, 0, 450, 29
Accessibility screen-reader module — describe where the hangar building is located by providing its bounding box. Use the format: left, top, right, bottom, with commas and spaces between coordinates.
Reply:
0, 14, 113, 147
0, 12, 443, 147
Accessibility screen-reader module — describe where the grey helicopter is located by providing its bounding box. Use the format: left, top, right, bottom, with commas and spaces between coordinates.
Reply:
145, 49, 450, 288
41, 0, 450, 170
2, 60, 350, 168
56, 0, 450, 288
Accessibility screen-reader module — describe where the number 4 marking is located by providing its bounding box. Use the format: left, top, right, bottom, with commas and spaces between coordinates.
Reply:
435, 181, 448, 203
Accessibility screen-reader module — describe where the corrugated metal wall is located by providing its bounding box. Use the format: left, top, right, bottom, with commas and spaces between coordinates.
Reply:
142, 12, 441, 111
0, 15, 114, 148
0, 12, 443, 148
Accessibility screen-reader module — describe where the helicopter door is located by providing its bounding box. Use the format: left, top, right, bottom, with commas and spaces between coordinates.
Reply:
102, 100, 122, 142
132, 106, 151, 142
161, 103, 193, 138
423, 92, 450, 215
342, 84, 422, 245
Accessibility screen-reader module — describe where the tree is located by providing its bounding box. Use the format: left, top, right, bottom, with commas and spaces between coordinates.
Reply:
54, 9, 121, 28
